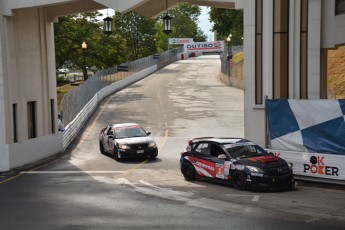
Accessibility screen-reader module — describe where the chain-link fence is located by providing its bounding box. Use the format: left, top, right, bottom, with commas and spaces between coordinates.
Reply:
60, 46, 184, 125
220, 45, 244, 79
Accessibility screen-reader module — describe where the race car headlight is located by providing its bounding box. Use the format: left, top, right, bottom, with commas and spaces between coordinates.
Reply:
246, 166, 264, 173
118, 143, 130, 149
148, 141, 157, 148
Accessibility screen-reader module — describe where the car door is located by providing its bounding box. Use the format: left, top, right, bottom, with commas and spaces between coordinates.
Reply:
209, 143, 231, 180
104, 127, 115, 153
187, 142, 218, 178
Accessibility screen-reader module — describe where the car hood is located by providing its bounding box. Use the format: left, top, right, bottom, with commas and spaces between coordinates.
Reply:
116, 136, 153, 145
237, 155, 287, 169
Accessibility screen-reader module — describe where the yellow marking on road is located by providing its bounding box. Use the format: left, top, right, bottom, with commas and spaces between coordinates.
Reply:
76, 96, 113, 149
0, 99, 171, 184
124, 128, 169, 174
0, 174, 22, 185
124, 159, 149, 175
163, 129, 169, 148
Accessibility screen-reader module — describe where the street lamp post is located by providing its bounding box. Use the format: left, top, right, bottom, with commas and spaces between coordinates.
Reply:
226, 33, 232, 61
81, 42, 87, 81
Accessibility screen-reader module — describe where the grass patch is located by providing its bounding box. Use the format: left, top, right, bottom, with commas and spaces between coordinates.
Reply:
57, 84, 78, 111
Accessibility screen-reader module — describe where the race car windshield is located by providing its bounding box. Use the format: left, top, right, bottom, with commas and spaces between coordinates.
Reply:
115, 127, 147, 138
226, 144, 269, 159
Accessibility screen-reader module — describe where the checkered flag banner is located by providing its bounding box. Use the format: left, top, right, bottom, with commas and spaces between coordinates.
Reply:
266, 99, 345, 155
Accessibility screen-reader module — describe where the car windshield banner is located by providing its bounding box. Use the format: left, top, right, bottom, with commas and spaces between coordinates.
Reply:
184, 41, 224, 53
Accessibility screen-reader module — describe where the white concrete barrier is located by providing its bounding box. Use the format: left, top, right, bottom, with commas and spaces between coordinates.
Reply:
62, 65, 158, 151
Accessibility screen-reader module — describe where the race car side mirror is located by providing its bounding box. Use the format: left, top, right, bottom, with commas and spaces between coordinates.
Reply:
269, 152, 274, 156
147, 132, 151, 136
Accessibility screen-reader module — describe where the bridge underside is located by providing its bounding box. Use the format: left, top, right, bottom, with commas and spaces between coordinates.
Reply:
127, 0, 237, 18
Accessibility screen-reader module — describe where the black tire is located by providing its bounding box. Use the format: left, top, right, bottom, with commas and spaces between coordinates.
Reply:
114, 147, 121, 161
181, 161, 196, 181
99, 141, 105, 154
232, 171, 247, 190
150, 152, 158, 159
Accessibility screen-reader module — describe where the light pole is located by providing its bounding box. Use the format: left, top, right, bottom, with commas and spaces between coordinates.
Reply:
81, 42, 87, 81
226, 33, 232, 61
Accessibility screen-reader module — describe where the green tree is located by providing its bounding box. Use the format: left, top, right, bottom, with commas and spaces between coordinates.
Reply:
209, 8, 243, 45
113, 11, 157, 60
54, 12, 127, 72
156, 3, 207, 50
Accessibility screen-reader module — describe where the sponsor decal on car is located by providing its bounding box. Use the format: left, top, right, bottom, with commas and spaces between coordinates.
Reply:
251, 173, 264, 177
185, 156, 216, 177
224, 142, 255, 149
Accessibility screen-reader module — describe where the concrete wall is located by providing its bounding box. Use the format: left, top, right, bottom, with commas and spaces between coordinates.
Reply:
243, 0, 345, 148
0, 0, 128, 172
0, 7, 61, 171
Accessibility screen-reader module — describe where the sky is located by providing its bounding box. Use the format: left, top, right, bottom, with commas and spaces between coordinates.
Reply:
99, 6, 214, 41
198, 7, 214, 41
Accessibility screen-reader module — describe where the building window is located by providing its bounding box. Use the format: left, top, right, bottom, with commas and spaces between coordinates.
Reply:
335, 0, 345, 15
50, 99, 55, 133
27, 101, 37, 139
300, 0, 308, 99
255, 0, 263, 104
13, 104, 18, 143
273, 0, 289, 99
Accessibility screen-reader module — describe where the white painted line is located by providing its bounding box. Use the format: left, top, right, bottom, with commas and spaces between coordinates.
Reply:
251, 195, 260, 202
139, 180, 171, 191
21, 171, 126, 174
226, 194, 260, 202
305, 217, 319, 223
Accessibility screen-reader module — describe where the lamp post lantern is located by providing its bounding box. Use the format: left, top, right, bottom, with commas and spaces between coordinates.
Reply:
81, 42, 87, 81
163, 14, 172, 35
103, 16, 113, 36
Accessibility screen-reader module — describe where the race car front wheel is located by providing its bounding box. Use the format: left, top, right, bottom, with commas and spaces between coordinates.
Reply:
232, 171, 247, 190
181, 161, 196, 181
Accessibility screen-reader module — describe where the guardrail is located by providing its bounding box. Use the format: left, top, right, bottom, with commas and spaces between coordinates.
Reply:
61, 57, 178, 151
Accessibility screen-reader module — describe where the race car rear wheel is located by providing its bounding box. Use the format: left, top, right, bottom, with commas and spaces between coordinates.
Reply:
232, 171, 247, 190
181, 161, 196, 181
99, 141, 105, 154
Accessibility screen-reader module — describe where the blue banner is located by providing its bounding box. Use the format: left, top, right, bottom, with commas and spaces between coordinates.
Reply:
266, 99, 345, 155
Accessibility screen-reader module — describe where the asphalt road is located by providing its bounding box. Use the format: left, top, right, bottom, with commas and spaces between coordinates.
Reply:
0, 56, 345, 230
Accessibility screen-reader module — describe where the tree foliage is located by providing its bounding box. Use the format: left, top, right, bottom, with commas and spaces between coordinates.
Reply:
209, 8, 243, 45
113, 11, 157, 60
54, 4, 208, 73
167, 4, 207, 43
54, 12, 127, 71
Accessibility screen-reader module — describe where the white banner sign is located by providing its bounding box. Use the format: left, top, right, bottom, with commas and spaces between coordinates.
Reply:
184, 41, 224, 52
169, 38, 194, 45
266, 149, 345, 182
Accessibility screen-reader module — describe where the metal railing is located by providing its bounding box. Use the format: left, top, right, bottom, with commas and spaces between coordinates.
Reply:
60, 46, 184, 126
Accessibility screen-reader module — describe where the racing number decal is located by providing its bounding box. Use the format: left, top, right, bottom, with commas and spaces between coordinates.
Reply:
216, 163, 224, 179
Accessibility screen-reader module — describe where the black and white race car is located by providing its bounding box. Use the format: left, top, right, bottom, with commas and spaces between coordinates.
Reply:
99, 123, 158, 161
180, 137, 295, 191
